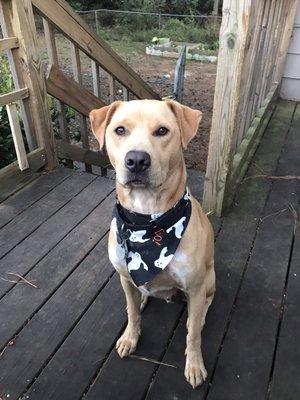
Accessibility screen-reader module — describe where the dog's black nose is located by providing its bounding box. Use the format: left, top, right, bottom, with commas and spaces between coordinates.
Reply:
125, 151, 151, 173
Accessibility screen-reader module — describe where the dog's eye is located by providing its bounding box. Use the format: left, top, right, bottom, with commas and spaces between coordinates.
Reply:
155, 127, 169, 136
115, 126, 126, 135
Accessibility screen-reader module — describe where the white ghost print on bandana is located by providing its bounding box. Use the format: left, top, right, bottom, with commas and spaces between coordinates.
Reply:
113, 188, 192, 287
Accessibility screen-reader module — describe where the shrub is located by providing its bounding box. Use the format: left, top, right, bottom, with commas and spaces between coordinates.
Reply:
0, 54, 17, 169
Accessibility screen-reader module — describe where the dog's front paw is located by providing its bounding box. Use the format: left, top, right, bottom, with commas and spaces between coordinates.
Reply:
184, 355, 207, 389
116, 327, 139, 358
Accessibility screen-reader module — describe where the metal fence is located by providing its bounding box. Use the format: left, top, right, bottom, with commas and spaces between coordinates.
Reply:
77, 8, 221, 33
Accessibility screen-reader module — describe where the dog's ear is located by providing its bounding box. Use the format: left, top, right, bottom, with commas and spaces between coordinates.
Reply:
166, 100, 202, 149
89, 101, 122, 150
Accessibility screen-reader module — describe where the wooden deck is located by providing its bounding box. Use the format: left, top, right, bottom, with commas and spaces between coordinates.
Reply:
0, 99, 299, 400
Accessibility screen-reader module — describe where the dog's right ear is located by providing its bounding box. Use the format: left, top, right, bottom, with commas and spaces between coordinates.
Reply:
89, 101, 121, 150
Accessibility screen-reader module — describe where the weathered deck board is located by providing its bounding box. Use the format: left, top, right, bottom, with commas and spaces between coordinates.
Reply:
205, 103, 300, 400
85, 300, 185, 400
0, 101, 298, 400
268, 208, 300, 400
0, 171, 93, 258
0, 236, 114, 399
144, 100, 297, 400
0, 176, 113, 299
0, 168, 71, 229
0, 191, 114, 349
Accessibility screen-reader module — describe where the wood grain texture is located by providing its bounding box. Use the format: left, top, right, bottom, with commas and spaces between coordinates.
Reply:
0, 173, 98, 259
70, 43, 92, 172
234, 0, 266, 148
0, 0, 57, 168
6, 103, 29, 171
0, 148, 47, 202
0, 2, 36, 151
0, 36, 18, 51
0, 168, 71, 229
55, 139, 110, 168
91, 60, 101, 98
0, 193, 115, 399
205, 104, 300, 400
0, 172, 102, 298
203, 0, 253, 216
43, 18, 71, 144
0, 87, 29, 107
203, 0, 297, 216
224, 85, 279, 208
46, 64, 106, 116
268, 214, 300, 400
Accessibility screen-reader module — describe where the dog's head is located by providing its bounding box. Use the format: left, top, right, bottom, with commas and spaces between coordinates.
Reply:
89, 100, 202, 188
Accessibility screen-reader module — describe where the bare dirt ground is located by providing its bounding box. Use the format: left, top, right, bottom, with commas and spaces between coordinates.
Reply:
40, 34, 216, 171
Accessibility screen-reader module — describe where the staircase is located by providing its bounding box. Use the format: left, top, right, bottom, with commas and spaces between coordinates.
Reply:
0, 0, 160, 197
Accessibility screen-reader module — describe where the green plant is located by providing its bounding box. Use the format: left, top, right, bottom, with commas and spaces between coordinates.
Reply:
0, 54, 17, 169
48, 96, 81, 142
97, 17, 219, 50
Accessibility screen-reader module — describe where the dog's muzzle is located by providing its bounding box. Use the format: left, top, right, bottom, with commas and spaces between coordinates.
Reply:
124, 150, 151, 185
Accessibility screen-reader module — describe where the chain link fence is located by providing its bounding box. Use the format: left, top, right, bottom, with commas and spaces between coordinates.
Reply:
77, 9, 221, 48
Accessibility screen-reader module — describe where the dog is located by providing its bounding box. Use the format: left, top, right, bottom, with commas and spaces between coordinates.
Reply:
90, 99, 215, 388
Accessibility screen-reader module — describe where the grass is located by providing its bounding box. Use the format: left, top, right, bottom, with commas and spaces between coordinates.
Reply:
96, 18, 220, 55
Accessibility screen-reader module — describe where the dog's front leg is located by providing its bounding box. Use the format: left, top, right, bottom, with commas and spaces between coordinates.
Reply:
116, 275, 141, 358
185, 285, 207, 388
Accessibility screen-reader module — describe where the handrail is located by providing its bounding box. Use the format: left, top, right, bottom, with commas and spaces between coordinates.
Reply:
0, 87, 29, 107
45, 64, 106, 117
0, 37, 18, 51
32, 0, 160, 100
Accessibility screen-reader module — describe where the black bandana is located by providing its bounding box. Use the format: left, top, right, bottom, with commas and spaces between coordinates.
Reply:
112, 188, 192, 287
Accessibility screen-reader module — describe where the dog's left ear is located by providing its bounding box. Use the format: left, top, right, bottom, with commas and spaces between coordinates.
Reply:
89, 101, 122, 150
166, 100, 202, 149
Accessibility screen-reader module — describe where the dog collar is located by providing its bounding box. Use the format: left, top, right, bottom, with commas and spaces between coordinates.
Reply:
112, 188, 192, 286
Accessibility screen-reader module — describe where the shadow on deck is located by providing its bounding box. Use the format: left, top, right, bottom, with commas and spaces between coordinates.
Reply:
0, 100, 299, 400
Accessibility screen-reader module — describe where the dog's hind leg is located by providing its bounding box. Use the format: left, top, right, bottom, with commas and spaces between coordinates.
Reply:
116, 276, 141, 358
184, 284, 208, 388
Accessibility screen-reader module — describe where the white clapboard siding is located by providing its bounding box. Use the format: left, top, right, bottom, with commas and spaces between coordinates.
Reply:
281, 0, 300, 100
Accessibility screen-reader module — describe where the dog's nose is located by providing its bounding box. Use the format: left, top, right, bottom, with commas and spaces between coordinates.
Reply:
125, 151, 151, 173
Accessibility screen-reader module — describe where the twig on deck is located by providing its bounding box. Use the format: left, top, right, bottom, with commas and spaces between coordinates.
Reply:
244, 174, 300, 182
288, 204, 299, 234
129, 354, 177, 368
260, 207, 288, 223
0, 272, 38, 288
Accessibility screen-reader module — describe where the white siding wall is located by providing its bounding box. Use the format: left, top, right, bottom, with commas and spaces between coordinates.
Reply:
281, 0, 300, 100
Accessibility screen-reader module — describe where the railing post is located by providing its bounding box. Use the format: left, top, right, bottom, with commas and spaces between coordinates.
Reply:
0, 0, 57, 169
203, 0, 253, 216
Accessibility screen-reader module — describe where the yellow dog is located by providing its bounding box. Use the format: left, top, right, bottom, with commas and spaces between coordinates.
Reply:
90, 99, 215, 388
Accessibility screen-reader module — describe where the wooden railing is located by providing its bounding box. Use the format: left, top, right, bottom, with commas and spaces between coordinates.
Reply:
0, 0, 160, 191
34, 0, 160, 173
0, 0, 56, 199
203, 0, 298, 216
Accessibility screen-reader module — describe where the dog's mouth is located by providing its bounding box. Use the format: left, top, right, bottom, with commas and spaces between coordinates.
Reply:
124, 172, 150, 188
125, 178, 148, 187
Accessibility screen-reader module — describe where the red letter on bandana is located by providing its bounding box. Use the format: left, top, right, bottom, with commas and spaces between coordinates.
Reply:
153, 228, 164, 246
